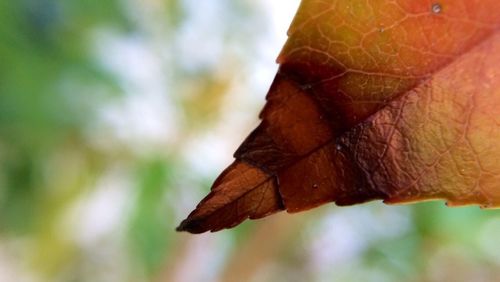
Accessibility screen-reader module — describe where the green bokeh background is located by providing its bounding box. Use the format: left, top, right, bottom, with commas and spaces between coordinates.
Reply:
0, 1, 499, 281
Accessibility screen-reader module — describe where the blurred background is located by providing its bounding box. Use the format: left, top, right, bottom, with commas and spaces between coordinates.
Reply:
1, 0, 500, 281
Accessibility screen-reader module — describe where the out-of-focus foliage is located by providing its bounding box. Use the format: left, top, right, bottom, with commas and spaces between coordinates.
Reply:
0, 0, 499, 282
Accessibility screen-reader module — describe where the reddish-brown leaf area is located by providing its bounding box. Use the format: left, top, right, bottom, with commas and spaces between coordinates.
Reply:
177, 161, 283, 234
178, 0, 500, 233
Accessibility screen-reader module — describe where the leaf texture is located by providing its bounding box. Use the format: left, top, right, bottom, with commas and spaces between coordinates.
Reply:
178, 0, 500, 233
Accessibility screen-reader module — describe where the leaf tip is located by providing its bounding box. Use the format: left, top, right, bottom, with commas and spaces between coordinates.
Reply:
175, 217, 206, 234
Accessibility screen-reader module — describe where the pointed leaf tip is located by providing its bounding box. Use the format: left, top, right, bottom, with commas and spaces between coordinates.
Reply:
178, 161, 284, 234
176, 219, 204, 234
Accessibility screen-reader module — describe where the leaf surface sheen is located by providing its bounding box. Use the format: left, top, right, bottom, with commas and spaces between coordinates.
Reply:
178, 0, 500, 233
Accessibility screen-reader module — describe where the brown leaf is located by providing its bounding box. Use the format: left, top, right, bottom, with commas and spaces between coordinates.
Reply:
178, 0, 500, 233
177, 161, 283, 233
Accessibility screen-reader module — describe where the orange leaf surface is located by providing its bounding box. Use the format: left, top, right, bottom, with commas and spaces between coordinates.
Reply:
177, 0, 500, 233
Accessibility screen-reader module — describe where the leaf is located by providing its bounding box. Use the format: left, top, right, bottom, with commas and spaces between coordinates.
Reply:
177, 0, 500, 233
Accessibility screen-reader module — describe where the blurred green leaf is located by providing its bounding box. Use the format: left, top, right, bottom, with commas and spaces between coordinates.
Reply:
128, 159, 173, 276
